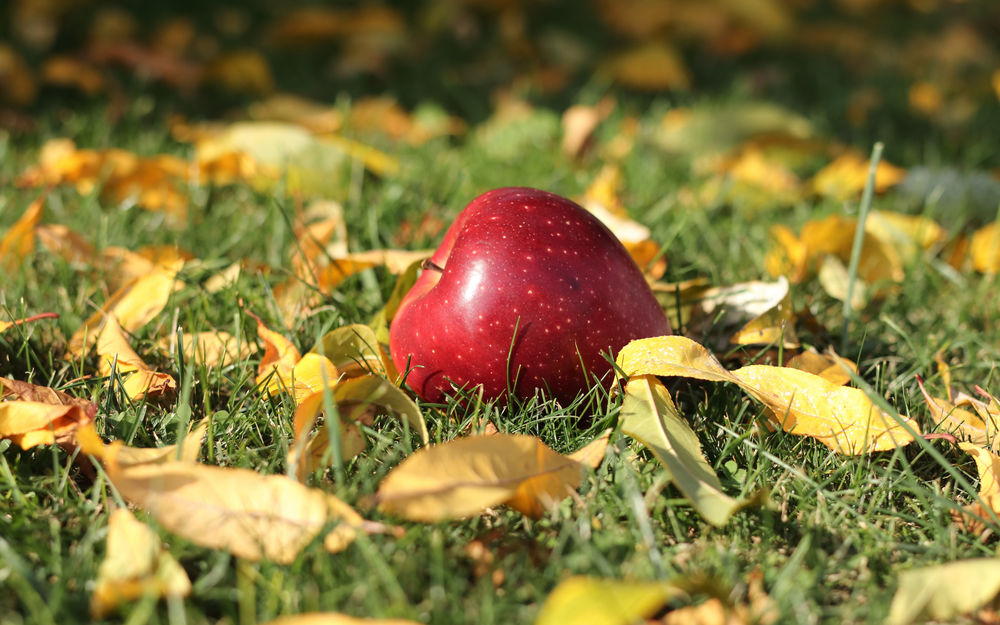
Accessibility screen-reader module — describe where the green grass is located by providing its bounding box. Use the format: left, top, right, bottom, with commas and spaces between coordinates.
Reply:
3, 1, 1000, 624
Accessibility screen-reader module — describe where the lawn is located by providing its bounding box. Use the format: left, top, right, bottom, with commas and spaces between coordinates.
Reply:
2, 1, 1000, 624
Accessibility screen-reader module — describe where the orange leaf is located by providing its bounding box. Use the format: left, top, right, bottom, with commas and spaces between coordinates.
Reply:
96, 315, 176, 401
0, 401, 93, 450
0, 195, 44, 269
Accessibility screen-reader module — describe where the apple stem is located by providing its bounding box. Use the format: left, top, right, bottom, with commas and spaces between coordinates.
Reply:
421, 259, 445, 273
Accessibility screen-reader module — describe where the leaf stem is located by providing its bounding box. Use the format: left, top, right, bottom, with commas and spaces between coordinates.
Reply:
841, 141, 884, 355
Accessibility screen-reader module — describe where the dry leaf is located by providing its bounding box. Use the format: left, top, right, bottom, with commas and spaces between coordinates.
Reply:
952, 443, 1000, 534
971, 222, 1000, 274
888, 559, 1000, 625
97, 315, 176, 401
36, 223, 97, 265
42, 56, 106, 94
0, 377, 97, 421
158, 331, 252, 368
68, 259, 183, 356
90, 508, 191, 618
311, 324, 397, 380
688, 277, 798, 349
917, 378, 993, 450
0, 195, 44, 269
254, 317, 302, 390
289, 374, 428, 478
621, 376, 758, 526
376, 434, 601, 521
85, 434, 370, 563
810, 152, 906, 199
535, 576, 686, 625
785, 350, 857, 386
601, 41, 690, 91
0, 401, 93, 450
204, 50, 274, 96
77, 420, 206, 467
260, 352, 340, 402
616, 336, 919, 454
562, 98, 614, 158
0, 43, 37, 106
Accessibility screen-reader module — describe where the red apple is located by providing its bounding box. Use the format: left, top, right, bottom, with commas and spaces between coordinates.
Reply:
389, 187, 671, 404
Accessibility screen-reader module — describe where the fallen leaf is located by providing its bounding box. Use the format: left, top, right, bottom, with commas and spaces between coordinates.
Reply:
204, 50, 274, 96
621, 376, 758, 526
785, 350, 857, 386
810, 151, 906, 200
311, 323, 396, 380
0, 43, 37, 106
158, 331, 253, 368
289, 374, 430, 479
376, 434, 601, 521
655, 102, 813, 157
952, 443, 1000, 534
77, 420, 206, 467
0, 377, 97, 421
96, 315, 176, 401
887, 559, 1000, 625
562, 97, 614, 158
0, 401, 93, 450
601, 41, 690, 91
0, 195, 44, 269
86, 435, 370, 563
253, 316, 302, 390
616, 336, 919, 454
535, 576, 686, 625
971, 222, 1000, 274
916, 378, 992, 450
68, 258, 184, 356
817, 254, 868, 310
90, 508, 191, 618
260, 352, 340, 402
42, 56, 106, 94
36, 223, 97, 265
688, 277, 799, 349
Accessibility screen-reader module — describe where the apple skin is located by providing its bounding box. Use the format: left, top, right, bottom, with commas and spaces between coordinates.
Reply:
389, 187, 671, 404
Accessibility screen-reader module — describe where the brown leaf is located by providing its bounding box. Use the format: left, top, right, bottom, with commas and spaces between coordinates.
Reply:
96, 315, 176, 401
0, 377, 97, 421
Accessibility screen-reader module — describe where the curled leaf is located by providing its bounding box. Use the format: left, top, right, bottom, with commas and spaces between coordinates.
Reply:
621, 376, 759, 526
617, 336, 919, 454
90, 508, 191, 618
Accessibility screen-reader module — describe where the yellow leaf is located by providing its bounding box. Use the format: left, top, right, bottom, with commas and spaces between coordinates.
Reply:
158, 331, 252, 368
290, 375, 427, 472
817, 255, 868, 311
68, 259, 184, 356
254, 317, 302, 389
36, 223, 97, 265
688, 278, 798, 349
0, 195, 44, 270
621, 376, 758, 526
95, 441, 367, 563
261, 614, 422, 625
970, 221, 1000, 274
90, 508, 191, 618
616, 336, 919, 454
732, 365, 918, 454
561, 98, 614, 159
0, 401, 93, 450
77, 420, 206, 466
810, 152, 906, 200
261, 352, 339, 402
887, 559, 1000, 625
785, 350, 857, 386
601, 41, 690, 91
96, 315, 176, 401
204, 50, 274, 96
311, 323, 396, 380
535, 576, 685, 625
376, 434, 598, 521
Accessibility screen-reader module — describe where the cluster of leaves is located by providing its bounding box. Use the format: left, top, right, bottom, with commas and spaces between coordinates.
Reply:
3, 0, 1000, 624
